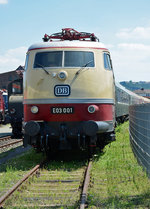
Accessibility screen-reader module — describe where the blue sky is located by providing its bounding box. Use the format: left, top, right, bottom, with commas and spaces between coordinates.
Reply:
0, 0, 150, 81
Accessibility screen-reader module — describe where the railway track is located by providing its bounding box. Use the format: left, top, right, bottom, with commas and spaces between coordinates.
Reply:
0, 136, 23, 150
0, 159, 92, 208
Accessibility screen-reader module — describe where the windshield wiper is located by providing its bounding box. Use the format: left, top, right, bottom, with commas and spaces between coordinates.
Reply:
75, 60, 94, 76
35, 63, 50, 75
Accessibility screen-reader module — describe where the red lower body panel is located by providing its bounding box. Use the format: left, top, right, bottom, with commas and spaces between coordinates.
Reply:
24, 103, 114, 122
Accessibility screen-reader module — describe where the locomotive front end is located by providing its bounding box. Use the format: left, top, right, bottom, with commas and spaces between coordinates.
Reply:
23, 29, 115, 153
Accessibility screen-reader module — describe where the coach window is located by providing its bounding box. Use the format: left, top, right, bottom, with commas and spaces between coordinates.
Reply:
103, 53, 113, 70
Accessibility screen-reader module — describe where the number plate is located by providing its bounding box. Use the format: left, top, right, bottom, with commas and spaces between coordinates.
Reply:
51, 107, 74, 114
54, 85, 70, 96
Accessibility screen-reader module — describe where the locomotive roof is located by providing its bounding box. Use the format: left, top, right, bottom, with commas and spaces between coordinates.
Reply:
28, 41, 108, 52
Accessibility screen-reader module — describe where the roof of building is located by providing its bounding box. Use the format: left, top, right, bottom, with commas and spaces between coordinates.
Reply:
0, 65, 24, 76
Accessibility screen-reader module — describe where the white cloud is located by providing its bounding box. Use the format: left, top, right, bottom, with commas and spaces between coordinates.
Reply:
111, 43, 150, 82
0, 0, 8, 4
116, 27, 150, 40
113, 26, 150, 81
0, 47, 27, 73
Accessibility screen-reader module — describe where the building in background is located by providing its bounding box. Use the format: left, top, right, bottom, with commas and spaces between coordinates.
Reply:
0, 65, 24, 89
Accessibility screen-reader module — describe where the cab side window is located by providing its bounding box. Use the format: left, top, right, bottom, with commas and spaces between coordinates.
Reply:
12, 81, 22, 94
103, 53, 113, 70
25, 54, 29, 71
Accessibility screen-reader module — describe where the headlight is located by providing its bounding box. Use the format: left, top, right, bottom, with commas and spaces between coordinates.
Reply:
31, 106, 39, 114
57, 71, 68, 80
88, 105, 98, 113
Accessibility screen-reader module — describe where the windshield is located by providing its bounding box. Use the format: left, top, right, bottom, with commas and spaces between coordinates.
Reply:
64, 51, 94, 67
34, 51, 62, 68
34, 51, 94, 68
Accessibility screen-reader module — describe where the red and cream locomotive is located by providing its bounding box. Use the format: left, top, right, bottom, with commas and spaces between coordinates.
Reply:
23, 28, 115, 153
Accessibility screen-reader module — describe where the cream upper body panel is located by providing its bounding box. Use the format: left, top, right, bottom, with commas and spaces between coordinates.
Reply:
24, 41, 115, 101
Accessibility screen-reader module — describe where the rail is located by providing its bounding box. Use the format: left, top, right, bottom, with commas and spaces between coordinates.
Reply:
129, 103, 150, 177
0, 165, 40, 207
0, 136, 22, 149
0, 159, 92, 208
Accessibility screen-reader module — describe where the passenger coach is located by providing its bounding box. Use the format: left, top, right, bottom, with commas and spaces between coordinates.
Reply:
23, 28, 115, 153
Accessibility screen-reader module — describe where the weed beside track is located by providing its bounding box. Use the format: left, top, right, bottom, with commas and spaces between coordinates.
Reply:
88, 121, 150, 208
0, 149, 44, 200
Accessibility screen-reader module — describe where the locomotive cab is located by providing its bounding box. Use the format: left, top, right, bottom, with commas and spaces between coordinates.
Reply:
0, 91, 5, 123
23, 28, 116, 153
8, 79, 23, 138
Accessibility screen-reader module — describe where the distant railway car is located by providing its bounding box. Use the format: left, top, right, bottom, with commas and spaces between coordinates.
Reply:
115, 83, 130, 122
8, 79, 23, 138
2, 90, 8, 111
23, 28, 116, 153
115, 82, 150, 123
0, 91, 5, 123
0, 89, 8, 123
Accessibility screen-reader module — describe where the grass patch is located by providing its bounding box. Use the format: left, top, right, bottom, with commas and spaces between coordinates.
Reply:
0, 149, 44, 197
88, 121, 150, 208
0, 148, 44, 172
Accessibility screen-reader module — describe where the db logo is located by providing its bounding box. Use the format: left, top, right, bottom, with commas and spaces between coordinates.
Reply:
54, 85, 70, 96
